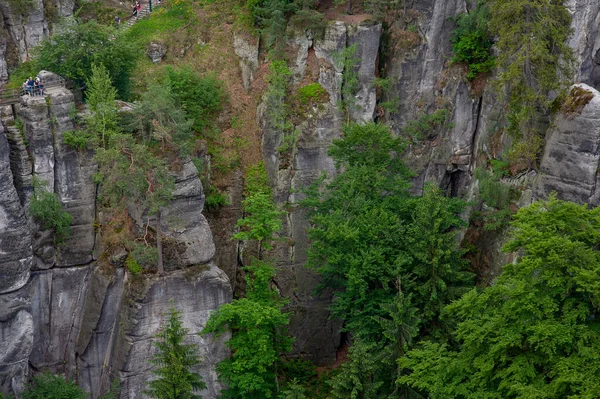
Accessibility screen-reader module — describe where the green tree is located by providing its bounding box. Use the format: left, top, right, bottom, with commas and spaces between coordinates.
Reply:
124, 81, 194, 156
164, 67, 225, 133
33, 21, 137, 99
450, 2, 494, 80
329, 341, 383, 399
488, 0, 573, 167
22, 372, 87, 399
203, 162, 291, 399
145, 306, 206, 399
85, 63, 119, 149
202, 260, 293, 399
304, 123, 471, 397
405, 185, 472, 336
400, 196, 600, 398
232, 162, 282, 257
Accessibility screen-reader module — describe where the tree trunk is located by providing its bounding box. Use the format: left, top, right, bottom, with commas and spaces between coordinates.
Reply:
156, 209, 164, 276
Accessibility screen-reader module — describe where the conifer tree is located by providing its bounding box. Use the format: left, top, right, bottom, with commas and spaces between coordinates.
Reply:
145, 306, 206, 399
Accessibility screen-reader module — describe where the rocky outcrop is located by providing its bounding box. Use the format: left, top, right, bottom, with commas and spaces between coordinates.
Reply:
0, 0, 49, 63
0, 122, 32, 294
0, 71, 230, 398
535, 84, 600, 205
120, 265, 231, 399
259, 20, 380, 364
233, 34, 259, 91
146, 42, 167, 64
160, 160, 215, 269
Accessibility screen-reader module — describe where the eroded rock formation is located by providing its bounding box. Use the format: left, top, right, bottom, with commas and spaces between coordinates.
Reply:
0, 72, 230, 399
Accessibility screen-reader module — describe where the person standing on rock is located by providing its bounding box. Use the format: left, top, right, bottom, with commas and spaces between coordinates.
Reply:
115, 15, 120, 26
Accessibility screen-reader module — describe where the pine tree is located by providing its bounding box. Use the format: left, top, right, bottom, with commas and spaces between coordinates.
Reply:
145, 306, 206, 399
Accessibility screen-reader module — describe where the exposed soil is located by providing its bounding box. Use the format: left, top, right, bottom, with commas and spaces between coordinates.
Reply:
318, 0, 372, 24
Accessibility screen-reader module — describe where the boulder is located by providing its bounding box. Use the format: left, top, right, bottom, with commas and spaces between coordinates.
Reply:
146, 42, 167, 64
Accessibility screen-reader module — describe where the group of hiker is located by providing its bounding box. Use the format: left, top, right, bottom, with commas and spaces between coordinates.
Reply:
22, 76, 44, 97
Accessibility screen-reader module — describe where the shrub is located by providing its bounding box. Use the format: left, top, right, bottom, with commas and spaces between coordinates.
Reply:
33, 21, 138, 99
125, 253, 143, 275
402, 108, 449, 140
288, 9, 327, 38
164, 67, 225, 133
129, 243, 158, 269
29, 179, 73, 244
265, 60, 292, 131
63, 130, 94, 151
22, 372, 87, 399
205, 186, 230, 210
450, 3, 494, 80
296, 83, 328, 106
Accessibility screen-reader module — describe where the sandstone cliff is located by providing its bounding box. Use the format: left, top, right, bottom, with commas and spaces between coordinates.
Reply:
2, 0, 600, 398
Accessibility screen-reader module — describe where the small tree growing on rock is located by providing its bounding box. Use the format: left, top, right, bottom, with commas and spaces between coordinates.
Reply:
145, 306, 206, 399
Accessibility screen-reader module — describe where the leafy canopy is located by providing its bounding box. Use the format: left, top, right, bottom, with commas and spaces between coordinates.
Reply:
304, 122, 472, 397
33, 21, 138, 99
202, 259, 293, 399
233, 162, 282, 251
400, 196, 600, 398
29, 178, 73, 245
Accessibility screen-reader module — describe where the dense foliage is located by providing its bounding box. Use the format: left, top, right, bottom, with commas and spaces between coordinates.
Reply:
400, 196, 600, 398
203, 162, 291, 399
164, 67, 225, 133
33, 21, 137, 99
145, 306, 206, 399
21, 373, 87, 399
304, 122, 472, 396
488, 0, 573, 167
450, 2, 494, 80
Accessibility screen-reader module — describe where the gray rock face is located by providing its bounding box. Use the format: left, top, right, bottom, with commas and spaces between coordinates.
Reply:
160, 160, 215, 268
0, 0, 48, 62
568, 0, 600, 87
346, 21, 380, 122
120, 265, 231, 399
0, 289, 34, 396
535, 84, 600, 205
28, 266, 93, 371
0, 123, 32, 294
314, 21, 346, 106
0, 73, 230, 399
146, 42, 167, 63
233, 34, 259, 91
259, 20, 380, 364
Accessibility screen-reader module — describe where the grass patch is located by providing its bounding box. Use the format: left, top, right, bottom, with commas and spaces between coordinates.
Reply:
121, 0, 195, 47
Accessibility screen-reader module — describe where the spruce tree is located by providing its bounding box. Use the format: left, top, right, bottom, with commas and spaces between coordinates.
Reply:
145, 306, 206, 399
